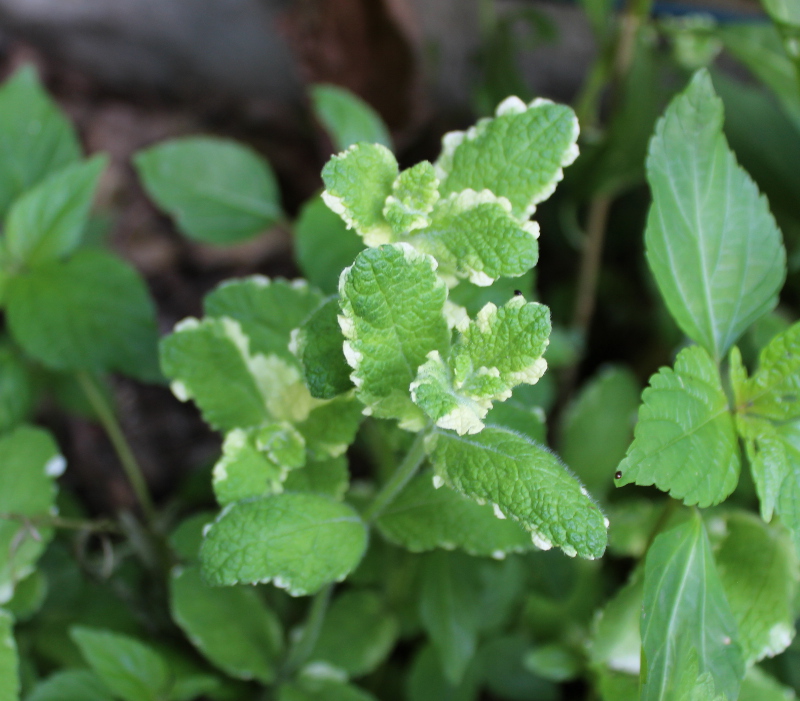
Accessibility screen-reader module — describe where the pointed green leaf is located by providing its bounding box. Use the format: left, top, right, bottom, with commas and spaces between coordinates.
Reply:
0, 66, 81, 218
0, 610, 18, 701
430, 427, 608, 559
212, 423, 306, 505
736, 414, 788, 521
739, 666, 797, 701
322, 143, 398, 245
2, 155, 107, 268
26, 671, 113, 701
339, 244, 450, 429
310, 589, 398, 678
283, 455, 349, 500
200, 493, 367, 595
640, 513, 744, 701
310, 84, 391, 151
70, 627, 171, 701
383, 161, 439, 234
419, 552, 482, 684
435, 96, 579, 220
616, 345, 740, 507
560, 366, 639, 499
768, 420, 800, 556
523, 644, 581, 682
376, 471, 533, 556
170, 565, 283, 682
296, 395, 363, 459
714, 512, 797, 664
407, 644, 481, 701
644, 69, 786, 360
6, 249, 160, 382
204, 277, 324, 362
134, 136, 282, 244
279, 676, 378, 701
0, 426, 62, 604
0, 344, 35, 433
293, 297, 354, 399
589, 569, 643, 675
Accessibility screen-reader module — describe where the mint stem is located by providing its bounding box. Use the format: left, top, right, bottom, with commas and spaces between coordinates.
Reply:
363, 429, 428, 523
283, 583, 333, 677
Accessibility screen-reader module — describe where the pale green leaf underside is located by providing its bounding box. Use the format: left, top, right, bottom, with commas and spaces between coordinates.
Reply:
641, 513, 744, 701
714, 513, 797, 665
644, 68, 786, 360
376, 470, 533, 556
430, 427, 607, 559
339, 244, 450, 430
616, 345, 740, 507
169, 565, 283, 682
200, 493, 367, 596
134, 136, 282, 245
310, 84, 392, 152
435, 95, 580, 221
0, 610, 19, 701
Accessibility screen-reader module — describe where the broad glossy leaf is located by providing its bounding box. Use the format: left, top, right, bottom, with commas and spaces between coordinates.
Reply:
739, 666, 797, 701
560, 366, 639, 499
376, 471, 533, 556
0, 610, 18, 701
383, 161, 439, 234
283, 455, 349, 499
616, 346, 740, 507
0, 344, 34, 433
26, 671, 113, 701
435, 96, 579, 220
322, 143, 397, 245
293, 297, 353, 399
170, 565, 283, 682
430, 427, 607, 559
0, 426, 62, 604
339, 244, 450, 429
310, 84, 391, 151
419, 552, 482, 684
310, 589, 398, 677
135, 136, 282, 244
0, 66, 80, 218
294, 194, 364, 295
200, 493, 367, 595
204, 277, 323, 362
6, 249, 160, 382
714, 512, 796, 664
644, 69, 786, 360
70, 627, 171, 701
212, 424, 305, 505
640, 513, 744, 701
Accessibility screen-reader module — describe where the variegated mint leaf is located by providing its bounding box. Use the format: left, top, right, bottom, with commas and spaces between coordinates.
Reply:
339, 244, 450, 430
322, 143, 398, 245
383, 161, 440, 234
296, 394, 364, 459
212, 423, 306, 506
405, 190, 539, 286
435, 96, 580, 221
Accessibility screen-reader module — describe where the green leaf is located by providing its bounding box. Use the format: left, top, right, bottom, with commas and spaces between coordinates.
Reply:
412, 297, 550, 434
477, 635, 557, 701
169, 512, 215, 562
523, 644, 582, 682
767, 421, 800, 555
204, 277, 324, 362
322, 143, 398, 245
0, 426, 62, 604
644, 68, 786, 360
2, 155, 107, 268
310, 84, 391, 151
70, 627, 172, 701
0, 344, 35, 433
596, 669, 639, 701
212, 423, 306, 506
283, 455, 349, 500
616, 345, 740, 507
169, 564, 283, 682
294, 194, 365, 296
6, 249, 160, 382
407, 644, 480, 701
376, 470, 533, 556
483, 385, 546, 444
640, 512, 744, 701
559, 366, 639, 499
200, 493, 367, 595
0, 66, 81, 218
293, 297, 353, 399
296, 395, 363, 459
418, 552, 482, 684
714, 512, 797, 664
383, 161, 439, 234
739, 666, 797, 701
429, 427, 608, 559
0, 610, 18, 701
736, 414, 788, 522
435, 96, 579, 221
134, 136, 282, 244
339, 244, 449, 429
447, 271, 535, 316
310, 589, 398, 677
588, 569, 643, 676
279, 675, 378, 701
26, 671, 113, 701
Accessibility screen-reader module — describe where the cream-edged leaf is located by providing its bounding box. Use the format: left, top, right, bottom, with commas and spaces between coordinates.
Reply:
383, 161, 439, 234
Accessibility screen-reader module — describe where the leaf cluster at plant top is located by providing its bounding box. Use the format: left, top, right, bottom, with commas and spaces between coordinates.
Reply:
2, 2, 800, 697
